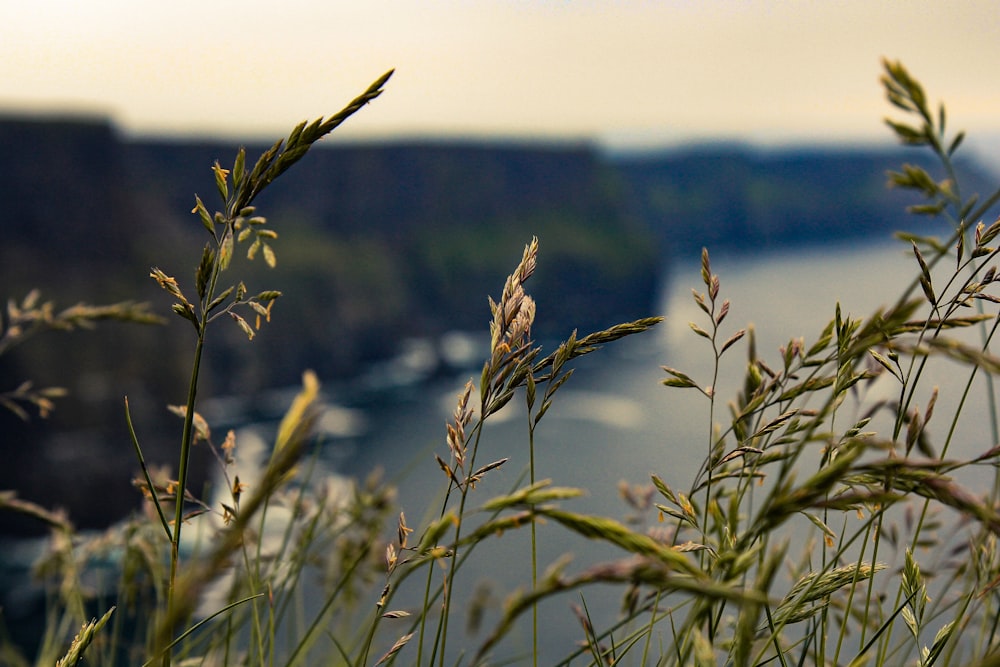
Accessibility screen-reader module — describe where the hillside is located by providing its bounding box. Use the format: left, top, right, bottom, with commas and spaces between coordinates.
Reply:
613, 143, 995, 255
0, 118, 659, 533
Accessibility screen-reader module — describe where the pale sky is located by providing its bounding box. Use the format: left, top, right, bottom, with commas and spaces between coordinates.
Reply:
2, 1, 999, 148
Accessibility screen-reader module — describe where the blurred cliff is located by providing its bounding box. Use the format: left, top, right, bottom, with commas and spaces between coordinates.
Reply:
1, 114, 989, 533
0, 116, 660, 533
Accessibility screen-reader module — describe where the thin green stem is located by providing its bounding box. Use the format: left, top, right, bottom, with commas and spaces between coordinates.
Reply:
434, 420, 486, 667
125, 396, 172, 540
528, 413, 539, 667
639, 590, 662, 665
162, 227, 223, 663
163, 330, 205, 667
413, 415, 486, 665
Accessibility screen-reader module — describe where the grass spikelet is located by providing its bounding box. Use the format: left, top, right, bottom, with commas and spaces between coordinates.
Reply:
374, 632, 413, 666
480, 480, 585, 512
446, 380, 474, 471
488, 236, 538, 361
535, 507, 703, 576
55, 607, 115, 667
0, 491, 74, 532
772, 562, 886, 626
533, 317, 664, 379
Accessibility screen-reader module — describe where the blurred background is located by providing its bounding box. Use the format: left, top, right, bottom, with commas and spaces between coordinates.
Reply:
4, 1, 1000, 145
2, 0, 1000, 657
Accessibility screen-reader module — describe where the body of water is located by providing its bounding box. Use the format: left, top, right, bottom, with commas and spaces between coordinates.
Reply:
320, 239, 996, 663
342, 240, 931, 513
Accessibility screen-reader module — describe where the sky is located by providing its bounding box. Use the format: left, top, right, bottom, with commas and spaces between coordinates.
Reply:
2, 1, 1000, 149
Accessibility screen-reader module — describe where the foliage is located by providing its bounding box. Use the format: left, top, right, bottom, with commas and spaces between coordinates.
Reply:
6, 58, 1000, 667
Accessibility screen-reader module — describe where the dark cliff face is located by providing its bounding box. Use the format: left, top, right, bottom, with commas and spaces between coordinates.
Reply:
0, 117, 132, 286
0, 119, 662, 534
124, 139, 660, 347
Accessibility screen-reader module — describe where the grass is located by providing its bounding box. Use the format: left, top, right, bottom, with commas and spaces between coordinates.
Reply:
5, 58, 1000, 665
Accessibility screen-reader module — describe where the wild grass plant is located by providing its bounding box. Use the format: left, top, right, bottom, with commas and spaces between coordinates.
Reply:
6, 59, 1000, 666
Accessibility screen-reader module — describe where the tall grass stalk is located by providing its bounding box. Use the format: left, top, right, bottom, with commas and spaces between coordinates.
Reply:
144, 69, 393, 665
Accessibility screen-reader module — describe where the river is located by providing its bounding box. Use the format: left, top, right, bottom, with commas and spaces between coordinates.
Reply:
341, 240, 924, 514
322, 238, 987, 663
